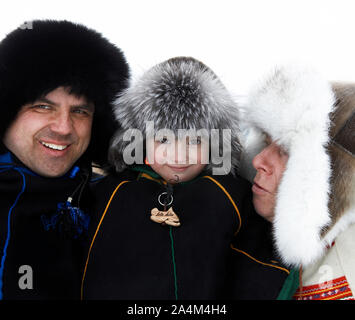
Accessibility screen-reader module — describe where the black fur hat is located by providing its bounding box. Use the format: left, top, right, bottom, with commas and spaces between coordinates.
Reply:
0, 20, 130, 166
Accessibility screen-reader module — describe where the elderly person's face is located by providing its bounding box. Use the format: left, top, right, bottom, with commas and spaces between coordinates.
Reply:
251, 136, 289, 221
3, 86, 94, 177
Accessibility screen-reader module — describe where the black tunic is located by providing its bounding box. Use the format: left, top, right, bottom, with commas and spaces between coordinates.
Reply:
82, 167, 289, 300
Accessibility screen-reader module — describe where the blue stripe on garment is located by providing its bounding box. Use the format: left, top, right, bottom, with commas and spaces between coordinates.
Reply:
0, 152, 12, 164
0, 168, 26, 300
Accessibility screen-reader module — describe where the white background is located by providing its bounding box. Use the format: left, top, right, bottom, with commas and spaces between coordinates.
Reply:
1, 0, 354, 96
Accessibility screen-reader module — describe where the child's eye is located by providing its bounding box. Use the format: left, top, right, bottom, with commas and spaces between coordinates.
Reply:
159, 137, 170, 144
188, 137, 201, 145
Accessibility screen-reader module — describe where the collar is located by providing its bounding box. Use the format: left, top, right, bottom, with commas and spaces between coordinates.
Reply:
0, 151, 84, 179
0, 152, 38, 176
130, 164, 161, 179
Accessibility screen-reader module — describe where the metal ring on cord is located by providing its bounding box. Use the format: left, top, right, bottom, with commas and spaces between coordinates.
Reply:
158, 192, 173, 207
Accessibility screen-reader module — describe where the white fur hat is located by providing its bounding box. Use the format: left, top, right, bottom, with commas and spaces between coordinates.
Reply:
240, 64, 336, 267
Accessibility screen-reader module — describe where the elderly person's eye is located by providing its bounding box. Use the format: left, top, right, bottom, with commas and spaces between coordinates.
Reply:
279, 147, 288, 157
264, 134, 272, 145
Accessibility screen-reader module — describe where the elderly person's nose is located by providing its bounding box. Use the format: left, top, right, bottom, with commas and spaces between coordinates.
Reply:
252, 147, 272, 173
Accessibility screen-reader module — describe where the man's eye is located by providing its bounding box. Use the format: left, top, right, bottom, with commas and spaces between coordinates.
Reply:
30, 104, 52, 112
72, 107, 94, 117
33, 104, 51, 110
73, 108, 88, 115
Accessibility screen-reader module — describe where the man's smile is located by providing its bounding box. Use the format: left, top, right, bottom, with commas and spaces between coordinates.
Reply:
40, 140, 70, 151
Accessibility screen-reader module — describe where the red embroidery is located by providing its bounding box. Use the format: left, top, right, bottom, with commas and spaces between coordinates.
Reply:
293, 276, 354, 300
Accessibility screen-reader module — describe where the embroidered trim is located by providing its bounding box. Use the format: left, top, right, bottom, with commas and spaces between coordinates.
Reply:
293, 275, 354, 300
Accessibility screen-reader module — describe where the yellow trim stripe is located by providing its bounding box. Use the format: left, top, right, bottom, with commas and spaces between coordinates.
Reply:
231, 244, 290, 274
80, 180, 130, 300
140, 172, 166, 185
202, 175, 242, 235
202, 176, 288, 274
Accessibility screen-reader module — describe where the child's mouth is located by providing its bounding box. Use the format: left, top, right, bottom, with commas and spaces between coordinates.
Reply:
167, 165, 190, 172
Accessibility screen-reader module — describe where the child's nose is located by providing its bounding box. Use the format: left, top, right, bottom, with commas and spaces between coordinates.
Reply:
174, 141, 189, 164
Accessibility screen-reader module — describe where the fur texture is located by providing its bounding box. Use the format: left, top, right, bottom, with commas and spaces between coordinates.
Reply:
322, 84, 355, 245
109, 57, 242, 174
241, 65, 336, 267
0, 20, 130, 166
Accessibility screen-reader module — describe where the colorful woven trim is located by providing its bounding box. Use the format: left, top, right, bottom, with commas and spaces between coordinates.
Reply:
293, 275, 354, 300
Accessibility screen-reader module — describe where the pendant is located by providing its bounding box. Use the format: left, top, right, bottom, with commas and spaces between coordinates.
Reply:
150, 207, 181, 227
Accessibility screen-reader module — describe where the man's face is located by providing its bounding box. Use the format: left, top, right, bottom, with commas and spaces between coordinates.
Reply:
251, 136, 289, 221
3, 87, 94, 177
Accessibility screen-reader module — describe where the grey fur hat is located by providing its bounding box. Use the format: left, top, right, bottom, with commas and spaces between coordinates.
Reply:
109, 56, 242, 175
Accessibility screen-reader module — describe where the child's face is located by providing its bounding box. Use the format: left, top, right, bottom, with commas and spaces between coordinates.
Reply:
147, 136, 208, 183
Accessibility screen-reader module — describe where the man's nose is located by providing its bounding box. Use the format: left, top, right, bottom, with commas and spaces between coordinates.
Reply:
50, 110, 74, 136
